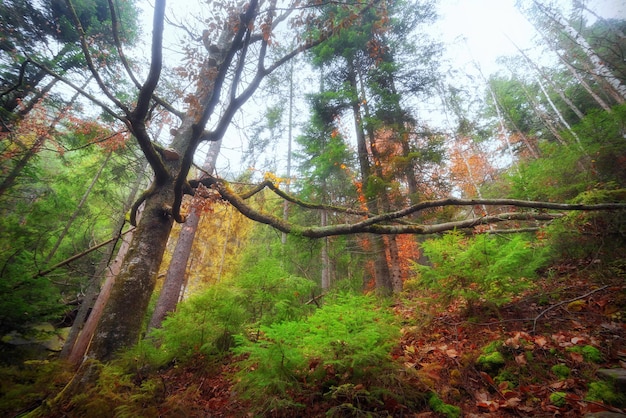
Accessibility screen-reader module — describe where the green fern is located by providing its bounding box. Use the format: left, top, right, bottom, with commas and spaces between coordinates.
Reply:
414, 231, 550, 307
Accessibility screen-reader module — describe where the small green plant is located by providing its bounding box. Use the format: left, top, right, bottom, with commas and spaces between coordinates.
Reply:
550, 391, 567, 407
551, 364, 571, 379
477, 351, 506, 371
428, 392, 461, 418
477, 341, 506, 372
413, 231, 550, 308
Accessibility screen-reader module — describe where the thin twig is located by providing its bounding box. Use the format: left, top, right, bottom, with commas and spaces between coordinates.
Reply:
532, 285, 608, 333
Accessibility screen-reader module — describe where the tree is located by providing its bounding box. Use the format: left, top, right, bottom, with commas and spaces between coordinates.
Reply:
148, 139, 222, 330
31, 0, 626, 365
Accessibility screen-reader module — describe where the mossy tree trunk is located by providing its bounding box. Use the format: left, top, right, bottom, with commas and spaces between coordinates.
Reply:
87, 180, 176, 361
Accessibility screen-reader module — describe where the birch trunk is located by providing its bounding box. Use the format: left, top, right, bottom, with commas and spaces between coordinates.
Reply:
534, 1, 626, 101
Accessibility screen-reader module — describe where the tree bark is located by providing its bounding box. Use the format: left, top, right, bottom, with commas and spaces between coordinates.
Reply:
61, 166, 144, 362
87, 184, 175, 361
147, 140, 221, 331
347, 60, 393, 294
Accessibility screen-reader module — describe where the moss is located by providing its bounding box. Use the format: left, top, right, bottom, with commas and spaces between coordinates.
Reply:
495, 369, 518, 387
550, 391, 567, 407
567, 345, 602, 363
482, 340, 502, 354
428, 393, 461, 418
551, 364, 571, 379
586, 381, 626, 406
477, 351, 506, 371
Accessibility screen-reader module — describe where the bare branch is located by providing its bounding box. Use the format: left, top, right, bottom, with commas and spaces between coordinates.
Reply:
205, 177, 626, 238
34, 227, 135, 278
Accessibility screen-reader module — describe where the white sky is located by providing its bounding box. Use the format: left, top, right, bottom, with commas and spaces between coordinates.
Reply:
434, 0, 625, 77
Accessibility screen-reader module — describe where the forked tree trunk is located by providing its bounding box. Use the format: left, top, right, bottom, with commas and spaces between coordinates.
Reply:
148, 139, 221, 331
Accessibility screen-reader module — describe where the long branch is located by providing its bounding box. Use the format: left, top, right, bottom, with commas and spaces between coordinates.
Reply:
206, 177, 626, 238
34, 227, 135, 278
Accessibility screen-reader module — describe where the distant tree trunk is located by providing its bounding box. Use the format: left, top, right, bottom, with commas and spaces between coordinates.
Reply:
148, 138, 221, 331
386, 236, 402, 292
485, 78, 528, 162
0, 135, 47, 198
347, 61, 393, 294
533, 0, 626, 102
282, 58, 294, 245
561, 57, 612, 112
44, 151, 112, 265
0, 81, 84, 197
536, 77, 586, 153
320, 208, 331, 290
511, 39, 585, 120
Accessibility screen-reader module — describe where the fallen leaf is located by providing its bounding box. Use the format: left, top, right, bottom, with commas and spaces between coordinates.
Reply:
504, 397, 522, 408
446, 348, 459, 358
515, 353, 527, 365
480, 372, 495, 385
570, 351, 584, 363
534, 335, 548, 347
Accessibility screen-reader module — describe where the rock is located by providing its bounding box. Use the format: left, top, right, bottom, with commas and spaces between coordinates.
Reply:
597, 368, 626, 392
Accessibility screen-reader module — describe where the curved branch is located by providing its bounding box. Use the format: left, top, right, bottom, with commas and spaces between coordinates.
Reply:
238, 180, 367, 215
28, 58, 123, 122
0, 58, 30, 97
208, 177, 626, 238
107, 0, 182, 120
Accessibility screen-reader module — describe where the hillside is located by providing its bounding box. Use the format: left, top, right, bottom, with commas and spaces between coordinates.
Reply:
6, 257, 623, 418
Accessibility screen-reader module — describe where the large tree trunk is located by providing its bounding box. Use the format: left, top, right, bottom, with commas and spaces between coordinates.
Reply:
86, 184, 175, 361
61, 167, 144, 363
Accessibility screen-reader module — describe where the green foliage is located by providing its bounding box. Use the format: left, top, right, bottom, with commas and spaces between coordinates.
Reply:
566, 345, 602, 363
428, 392, 461, 418
233, 293, 400, 414
0, 147, 137, 336
0, 360, 71, 416
141, 255, 315, 366
414, 231, 550, 307
544, 187, 626, 261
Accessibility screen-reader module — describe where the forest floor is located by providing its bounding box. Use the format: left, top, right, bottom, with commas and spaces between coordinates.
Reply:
154, 259, 626, 417
3, 259, 625, 417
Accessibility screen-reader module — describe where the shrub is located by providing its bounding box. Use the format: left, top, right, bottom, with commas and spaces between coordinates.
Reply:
414, 231, 550, 308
